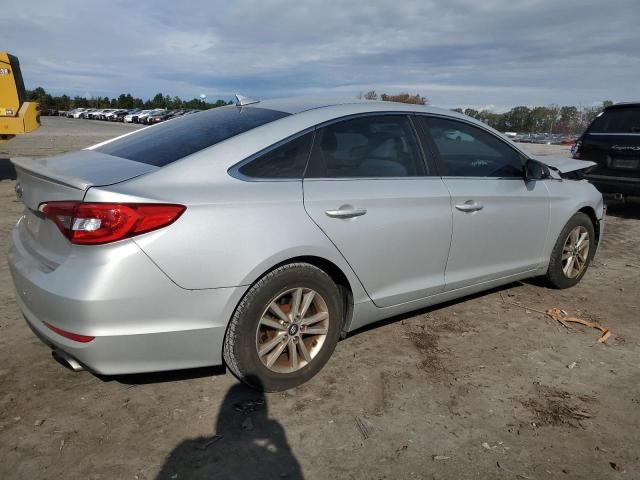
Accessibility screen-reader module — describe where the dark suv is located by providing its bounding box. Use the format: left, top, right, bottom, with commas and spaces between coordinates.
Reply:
573, 102, 640, 199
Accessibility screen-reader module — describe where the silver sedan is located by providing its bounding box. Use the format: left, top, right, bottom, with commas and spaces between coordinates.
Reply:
8, 97, 604, 391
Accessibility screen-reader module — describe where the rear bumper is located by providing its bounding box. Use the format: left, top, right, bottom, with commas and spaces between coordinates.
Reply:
8, 226, 245, 375
585, 174, 640, 196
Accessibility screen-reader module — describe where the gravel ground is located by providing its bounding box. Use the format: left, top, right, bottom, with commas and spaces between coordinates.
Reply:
0, 117, 639, 480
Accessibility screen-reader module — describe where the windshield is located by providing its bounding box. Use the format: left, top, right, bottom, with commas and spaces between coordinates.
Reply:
95, 105, 289, 167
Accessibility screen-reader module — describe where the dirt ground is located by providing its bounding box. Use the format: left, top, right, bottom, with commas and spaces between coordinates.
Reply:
0, 117, 639, 480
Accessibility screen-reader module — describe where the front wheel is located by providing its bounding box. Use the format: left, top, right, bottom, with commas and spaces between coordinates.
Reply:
223, 263, 342, 391
545, 212, 595, 289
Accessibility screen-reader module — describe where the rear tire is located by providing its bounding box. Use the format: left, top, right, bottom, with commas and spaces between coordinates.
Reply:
223, 263, 342, 392
545, 212, 595, 289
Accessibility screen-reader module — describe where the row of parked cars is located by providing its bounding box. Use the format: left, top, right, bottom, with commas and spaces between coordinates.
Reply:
511, 133, 578, 145
63, 107, 202, 124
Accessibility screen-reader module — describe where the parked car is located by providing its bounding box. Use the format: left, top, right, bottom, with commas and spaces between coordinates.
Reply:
109, 110, 128, 122
141, 109, 167, 124
8, 98, 604, 391
97, 109, 118, 121
146, 110, 178, 124
78, 109, 96, 119
39, 107, 59, 116
69, 108, 87, 119
85, 109, 104, 120
104, 109, 127, 121
124, 109, 148, 123
573, 102, 640, 200
137, 109, 164, 124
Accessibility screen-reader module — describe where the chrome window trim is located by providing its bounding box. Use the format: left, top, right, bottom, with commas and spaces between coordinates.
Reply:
228, 110, 532, 182
229, 111, 431, 182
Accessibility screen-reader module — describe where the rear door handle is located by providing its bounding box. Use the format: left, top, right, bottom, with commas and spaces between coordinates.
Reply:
324, 207, 367, 219
455, 201, 484, 213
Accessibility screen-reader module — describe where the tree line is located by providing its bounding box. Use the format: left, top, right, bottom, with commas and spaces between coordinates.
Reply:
450, 102, 613, 135
362, 90, 428, 105
362, 90, 611, 134
26, 87, 232, 111
29, 85, 612, 134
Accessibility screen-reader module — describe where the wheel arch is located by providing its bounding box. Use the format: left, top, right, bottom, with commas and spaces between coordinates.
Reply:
230, 254, 357, 341
577, 206, 600, 245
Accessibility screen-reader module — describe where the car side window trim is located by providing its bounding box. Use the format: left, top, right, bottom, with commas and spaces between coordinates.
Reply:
304, 113, 432, 180
229, 111, 425, 182
417, 113, 529, 180
228, 127, 316, 182
411, 114, 445, 176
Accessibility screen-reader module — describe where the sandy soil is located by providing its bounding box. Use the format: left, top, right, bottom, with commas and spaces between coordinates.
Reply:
0, 117, 639, 480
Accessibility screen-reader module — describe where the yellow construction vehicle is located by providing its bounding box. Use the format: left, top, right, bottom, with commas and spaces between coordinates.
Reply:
1, 52, 40, 144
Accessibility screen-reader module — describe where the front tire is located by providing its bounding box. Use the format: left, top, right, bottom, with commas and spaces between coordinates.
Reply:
545, 212, 595, 289
223, 263, 342, 392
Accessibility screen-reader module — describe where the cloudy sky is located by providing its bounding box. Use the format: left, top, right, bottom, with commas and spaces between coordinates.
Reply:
4, 0, 639, 111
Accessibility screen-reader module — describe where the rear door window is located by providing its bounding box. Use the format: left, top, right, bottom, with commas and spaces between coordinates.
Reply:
306, 115, 426, 178
95, 106, 289, 167
589, 107, 640, 134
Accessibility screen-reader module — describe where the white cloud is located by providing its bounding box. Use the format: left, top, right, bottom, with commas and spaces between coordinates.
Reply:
4, 0, 639, 107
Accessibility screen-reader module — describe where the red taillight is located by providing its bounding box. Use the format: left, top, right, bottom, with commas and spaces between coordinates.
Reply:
40, 202, 186, 245
43, 321, 95, 343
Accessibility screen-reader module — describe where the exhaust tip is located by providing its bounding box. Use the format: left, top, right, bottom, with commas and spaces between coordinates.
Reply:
52, 350, 84, 372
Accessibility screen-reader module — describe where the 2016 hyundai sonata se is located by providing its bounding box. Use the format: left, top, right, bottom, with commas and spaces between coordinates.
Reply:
9, 97, 604, 391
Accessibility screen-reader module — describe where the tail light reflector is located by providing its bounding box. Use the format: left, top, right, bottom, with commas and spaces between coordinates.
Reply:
40, 202, 185, 245
43, 321, 95, 343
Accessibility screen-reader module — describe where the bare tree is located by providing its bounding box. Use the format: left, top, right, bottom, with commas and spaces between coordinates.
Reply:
380, 92, 428, 105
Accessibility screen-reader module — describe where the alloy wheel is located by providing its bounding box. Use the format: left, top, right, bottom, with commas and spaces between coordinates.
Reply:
255, 288, 330, 373
562, 226, 590, 279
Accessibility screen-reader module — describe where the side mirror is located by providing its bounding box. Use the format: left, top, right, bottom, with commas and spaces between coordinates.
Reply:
524, 159, 550, 181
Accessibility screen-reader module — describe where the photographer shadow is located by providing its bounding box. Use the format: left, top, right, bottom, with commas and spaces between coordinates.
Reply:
156, 375, 303, 480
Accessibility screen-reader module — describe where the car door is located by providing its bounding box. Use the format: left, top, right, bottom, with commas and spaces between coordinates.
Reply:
303, 114, 453, 308
418, 115, 550, 291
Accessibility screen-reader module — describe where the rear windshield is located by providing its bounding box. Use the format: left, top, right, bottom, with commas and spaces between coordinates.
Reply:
96, 106, 289, 166
589, 107, 640, 134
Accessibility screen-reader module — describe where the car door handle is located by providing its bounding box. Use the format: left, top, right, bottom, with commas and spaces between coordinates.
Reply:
324, 207, 367, 219
455, 201, 484, 213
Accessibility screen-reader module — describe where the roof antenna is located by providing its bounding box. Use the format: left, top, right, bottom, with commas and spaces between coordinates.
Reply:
235, 94, 260, 107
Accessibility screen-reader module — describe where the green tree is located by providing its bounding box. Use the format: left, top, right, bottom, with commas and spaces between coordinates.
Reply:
463, 108, 480, 119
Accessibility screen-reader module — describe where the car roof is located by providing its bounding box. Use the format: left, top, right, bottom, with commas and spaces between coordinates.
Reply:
254, 97, 506, 140
258, 97, 458, 117
606, 102, 640, 109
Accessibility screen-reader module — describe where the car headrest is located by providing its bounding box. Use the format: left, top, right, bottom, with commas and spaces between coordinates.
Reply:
322, 130, 337, 153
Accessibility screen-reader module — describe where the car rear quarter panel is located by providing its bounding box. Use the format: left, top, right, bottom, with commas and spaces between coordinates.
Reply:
85, 176, 369, 305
